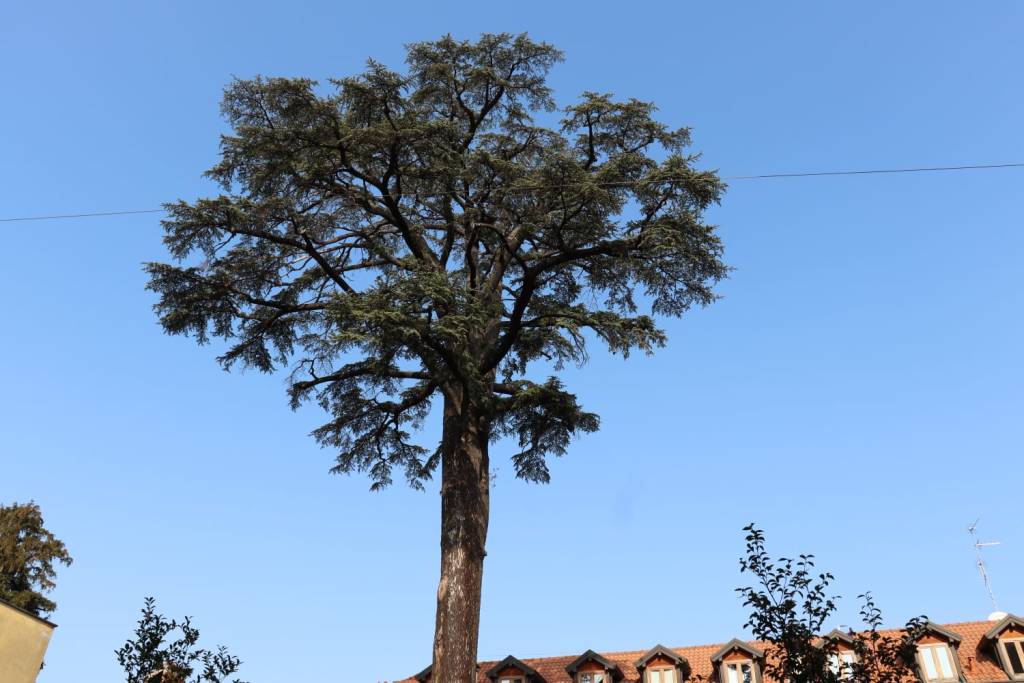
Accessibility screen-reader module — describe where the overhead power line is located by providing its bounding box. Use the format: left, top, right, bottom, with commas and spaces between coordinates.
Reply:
0, 208, 166, 223
1, 161, 1022, 224
724, 162, 1024, 179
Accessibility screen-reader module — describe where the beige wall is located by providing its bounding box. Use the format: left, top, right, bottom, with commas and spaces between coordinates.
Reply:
0, 601, 55, 683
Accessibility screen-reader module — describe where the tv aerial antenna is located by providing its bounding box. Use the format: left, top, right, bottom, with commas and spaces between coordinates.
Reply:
967, 519, 1001, 613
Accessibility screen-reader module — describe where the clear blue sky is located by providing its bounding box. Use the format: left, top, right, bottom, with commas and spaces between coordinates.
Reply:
2, 2, 1022, 681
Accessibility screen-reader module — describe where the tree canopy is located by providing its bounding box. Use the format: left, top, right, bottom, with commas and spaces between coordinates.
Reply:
116, 597, 247, 683
0, 500, 72, 616
735, 524, 925, 683
147, 33, 729, 681
146, 32, 728, 490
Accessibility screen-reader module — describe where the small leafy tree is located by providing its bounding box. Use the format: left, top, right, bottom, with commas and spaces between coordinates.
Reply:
146, 32, 727, 680
116, 597, 247, 683
736, 524, 927, 683
0, 500, 72, 616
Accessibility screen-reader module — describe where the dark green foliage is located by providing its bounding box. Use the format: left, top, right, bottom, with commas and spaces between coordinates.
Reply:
116, 597, 247, 683
735, 524, 926, 683
0, 500, 72, 616
146, 33, 727, 490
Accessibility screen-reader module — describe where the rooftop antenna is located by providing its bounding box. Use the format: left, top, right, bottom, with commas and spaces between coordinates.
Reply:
967, 519, 1002, 618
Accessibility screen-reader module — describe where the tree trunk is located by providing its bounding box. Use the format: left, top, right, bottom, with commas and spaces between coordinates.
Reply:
431, 394, 490, 683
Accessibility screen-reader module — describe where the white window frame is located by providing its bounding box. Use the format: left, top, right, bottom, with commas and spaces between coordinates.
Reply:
499, 678, 525, 683
828, 650, 856, 679
917, 643, 958, 683
647, 667, 678, 683
722, 660, 756, 683
578, 672, 608, 683
1001, 638, 1024, 680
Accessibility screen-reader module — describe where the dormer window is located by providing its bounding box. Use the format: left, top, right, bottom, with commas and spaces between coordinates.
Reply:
485, 655, 540, 683
565, 650, 623, 683
911, 622, 963, 683
711, 640, 763, 683
1002, 639, 1024, 679
635, 644, 689, 683
917, 643, 957, 683
985, 615, 1024, 681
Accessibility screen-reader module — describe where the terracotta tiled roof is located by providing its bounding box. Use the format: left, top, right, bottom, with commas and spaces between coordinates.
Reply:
397, 619, 1018, 683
